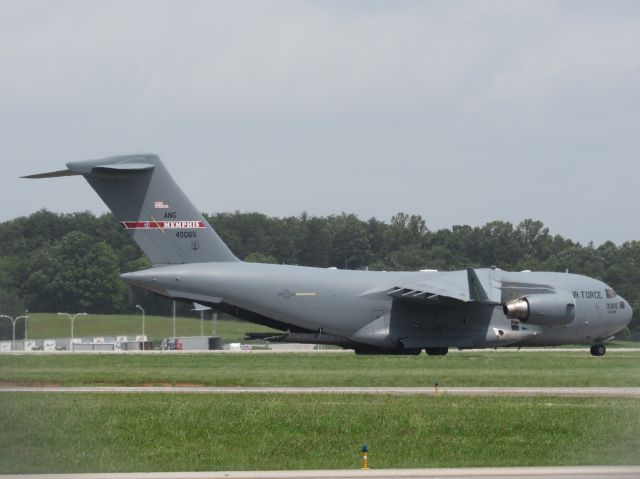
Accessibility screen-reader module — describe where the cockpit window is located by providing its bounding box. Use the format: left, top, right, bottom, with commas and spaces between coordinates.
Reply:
605, 289, 617, 298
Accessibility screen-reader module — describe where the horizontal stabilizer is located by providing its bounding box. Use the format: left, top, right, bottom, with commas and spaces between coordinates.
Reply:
91, 163, 155, 175
21, 169, 80, 179
22, 159, 154, 179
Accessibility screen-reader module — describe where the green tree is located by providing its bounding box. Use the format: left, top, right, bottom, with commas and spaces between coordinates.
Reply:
245, 252, 277, 264
328, 213, 372, 269
0, 289, 26, 340
24, 231, 127, 313
298, 216, 331, 267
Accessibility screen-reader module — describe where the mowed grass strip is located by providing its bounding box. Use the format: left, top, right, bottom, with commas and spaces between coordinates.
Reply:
1, 351, 639, 387
0, 393, 638, 473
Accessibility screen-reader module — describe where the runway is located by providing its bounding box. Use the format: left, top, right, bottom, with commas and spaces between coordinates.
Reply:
1, 386, 639, 396
3, 466, 640, 479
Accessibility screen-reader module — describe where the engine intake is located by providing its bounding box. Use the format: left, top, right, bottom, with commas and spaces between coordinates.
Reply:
503, 291, 576, 326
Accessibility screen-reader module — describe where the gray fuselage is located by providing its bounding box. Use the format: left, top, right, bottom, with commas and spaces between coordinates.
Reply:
122, 263, 632, 351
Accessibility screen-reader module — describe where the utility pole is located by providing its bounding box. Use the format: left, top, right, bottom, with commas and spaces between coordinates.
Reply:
0, 315, 27, 350
172, 300, 176, 337
57, 312, 87, 347
191, 303, 211, 337
136, 305, 145, 337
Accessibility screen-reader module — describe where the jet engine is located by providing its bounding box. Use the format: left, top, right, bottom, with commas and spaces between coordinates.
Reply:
503, 290, 576, 326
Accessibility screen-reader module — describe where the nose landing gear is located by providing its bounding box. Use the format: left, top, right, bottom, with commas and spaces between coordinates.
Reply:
590, 344, 606, 356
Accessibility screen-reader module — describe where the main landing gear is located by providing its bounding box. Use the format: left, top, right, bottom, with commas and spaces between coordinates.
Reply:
425, 347, 448, 356
590, 344, 606, 356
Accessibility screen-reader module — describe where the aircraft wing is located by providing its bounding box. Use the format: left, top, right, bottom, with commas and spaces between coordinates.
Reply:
386, 269, 500, 305
388, 278, 468, 302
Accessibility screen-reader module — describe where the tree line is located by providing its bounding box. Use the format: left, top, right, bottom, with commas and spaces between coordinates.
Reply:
1, 209, 638, 338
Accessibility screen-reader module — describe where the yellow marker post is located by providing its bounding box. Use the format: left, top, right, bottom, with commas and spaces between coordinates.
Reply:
434, 381, 440, 396
360, 444, 369, 470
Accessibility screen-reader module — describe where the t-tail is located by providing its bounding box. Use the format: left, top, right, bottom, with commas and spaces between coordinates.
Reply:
23, 153, 238, 265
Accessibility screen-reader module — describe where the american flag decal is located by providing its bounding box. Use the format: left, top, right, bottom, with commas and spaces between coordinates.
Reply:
154, 201, 169, 209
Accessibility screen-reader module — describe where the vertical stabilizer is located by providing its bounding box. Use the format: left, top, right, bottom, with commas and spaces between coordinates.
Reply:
26, 154, 238, 265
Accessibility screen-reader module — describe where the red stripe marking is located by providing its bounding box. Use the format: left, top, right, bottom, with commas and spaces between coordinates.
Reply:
121, 221, 206, 230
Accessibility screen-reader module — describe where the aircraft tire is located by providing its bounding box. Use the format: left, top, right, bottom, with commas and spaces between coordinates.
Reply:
354, 348, 381, 355
403, 348, 422, 355
425, 347, 448, 356
397, 342, 422, 355
590, 344, 606, 356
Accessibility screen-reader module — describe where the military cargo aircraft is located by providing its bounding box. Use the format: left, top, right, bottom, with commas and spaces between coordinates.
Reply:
25, 154, 632, 356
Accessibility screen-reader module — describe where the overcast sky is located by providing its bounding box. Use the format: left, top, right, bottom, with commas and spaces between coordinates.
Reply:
1, 0, 639, 246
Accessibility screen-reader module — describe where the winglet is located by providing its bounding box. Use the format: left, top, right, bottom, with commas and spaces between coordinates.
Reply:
467, 268, 490, 302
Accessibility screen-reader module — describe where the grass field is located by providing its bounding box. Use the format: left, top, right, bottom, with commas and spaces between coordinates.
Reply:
2, 351, 639, 473
22, 313, 277, 342
1, 351, 639, 387
0, 392, 638, 473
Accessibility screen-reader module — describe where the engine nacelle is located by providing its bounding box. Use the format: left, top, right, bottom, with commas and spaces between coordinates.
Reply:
503, 291, 576, 326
